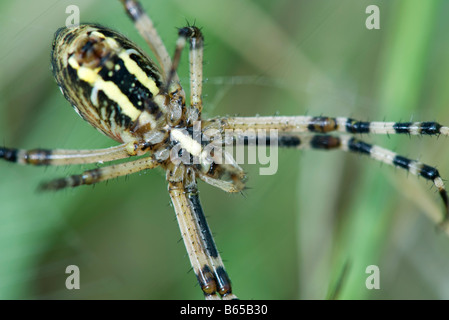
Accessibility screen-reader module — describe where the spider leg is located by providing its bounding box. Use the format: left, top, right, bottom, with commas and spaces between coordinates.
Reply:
337, 135, 448, 224
166, 26, 204, 123
197, 171, 245, 193
119, 0, 174, 81
168, 173, 236, 300
40, 156, 159, 191
212, 116, 449, 136
238, 133, 449, 224
0, 142, 142, 166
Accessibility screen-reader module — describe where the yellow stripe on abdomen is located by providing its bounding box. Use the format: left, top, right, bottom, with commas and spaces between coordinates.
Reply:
69, 55, 143, 122
120, 50, 160, 97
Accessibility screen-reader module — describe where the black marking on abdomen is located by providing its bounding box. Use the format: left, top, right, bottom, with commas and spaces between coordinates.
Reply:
97, 90, 132, 129
63, 63, 94, 115
98, 55, 153, 111
61, 29, 77, 48
144, 99, 164, 120
128, 53, 163, 88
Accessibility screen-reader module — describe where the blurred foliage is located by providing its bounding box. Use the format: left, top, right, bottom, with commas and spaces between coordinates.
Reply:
1, 0, 449, 300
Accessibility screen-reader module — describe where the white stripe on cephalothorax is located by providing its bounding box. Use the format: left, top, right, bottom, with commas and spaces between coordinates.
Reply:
171, 129, 202, 157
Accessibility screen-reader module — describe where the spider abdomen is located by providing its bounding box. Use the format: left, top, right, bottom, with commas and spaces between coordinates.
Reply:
51, 24, 169, 143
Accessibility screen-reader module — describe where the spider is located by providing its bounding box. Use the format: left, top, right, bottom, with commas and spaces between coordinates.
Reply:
1, 0, 449, 299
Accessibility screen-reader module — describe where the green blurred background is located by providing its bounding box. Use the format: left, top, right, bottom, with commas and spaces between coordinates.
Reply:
1, 0, 449, 300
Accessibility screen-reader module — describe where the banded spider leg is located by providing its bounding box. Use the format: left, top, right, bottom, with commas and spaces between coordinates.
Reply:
212, 115, 449, 226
